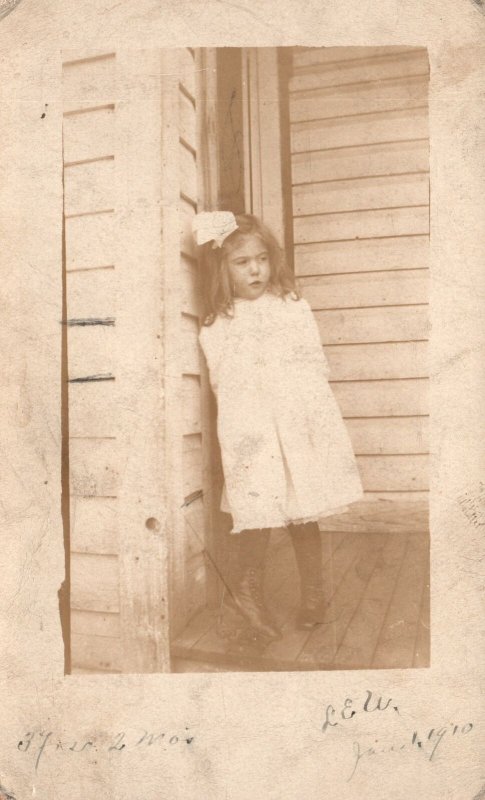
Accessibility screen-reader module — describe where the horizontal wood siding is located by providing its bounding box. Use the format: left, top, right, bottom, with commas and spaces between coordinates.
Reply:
289, 47, 430, 525
168, 50, 207, 633
64, 51, 173, 672
63, 53, 120, 671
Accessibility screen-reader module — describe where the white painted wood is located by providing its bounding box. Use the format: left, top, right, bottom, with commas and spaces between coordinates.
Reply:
183, 374, 202, 434
293, 173, 429, 216
68, 381, 117, 438
293, 46, 420, 68
70, 496, 118, 554
315, 305, 429, 344
71, 633, 121, 672
67, 324, 116, 378
66, 268, 116, 319
290, 107, 429, 154
181, 314, 201, 375
71, 610, 120, 638
294, 234, 429, 276
63, 107, 115, 164
357, 453, 429, 491
300, 269, 429, 310
71, 553, 119, 613
64, 159, 115, 216
179, 90, 197, 149
324, 341, 428, 380
294, 205, 429, 244
290, 75, 428, 122
292, 140, 429, 184
346, 416, 429, 455
62, 54, 116, 114
331, 378, 429, 417
290, 50, 429, 91
65, 212, 116, 271
179, 141, 197, 202
69, 437, 119, 498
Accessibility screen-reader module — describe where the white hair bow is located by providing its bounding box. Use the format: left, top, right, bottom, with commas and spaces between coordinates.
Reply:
192, 211, 239, 249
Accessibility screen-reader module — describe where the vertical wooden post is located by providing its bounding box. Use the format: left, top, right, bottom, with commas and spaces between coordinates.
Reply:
115, 50, 170, 672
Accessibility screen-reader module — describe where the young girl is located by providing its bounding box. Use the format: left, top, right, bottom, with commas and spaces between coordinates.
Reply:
193, 211, 364, 642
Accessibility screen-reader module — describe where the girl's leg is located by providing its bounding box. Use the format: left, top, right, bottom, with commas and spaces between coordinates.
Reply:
288, 521, 326, 629
228, 528, 281, 640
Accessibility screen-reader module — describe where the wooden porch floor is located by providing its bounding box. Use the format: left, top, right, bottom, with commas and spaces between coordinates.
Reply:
171, 527, 430, 672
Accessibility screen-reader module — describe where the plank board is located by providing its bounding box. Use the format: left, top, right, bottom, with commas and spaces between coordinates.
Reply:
184, 495, 206, 560
180, 198, 197, 258
372, 531, 429, 667
295, 234, 429, 277
179, 141, 197, 203
64, 159, 115, 216
65, 212, 116, 271
298, 532, 385, 666
291, 106, 428, 155
331, 378, 429, 417
292, 140, 429, 185
185, 552, 207, 622
346, 416, 429, 454
300, 268, 429, 310
179, 89, 197, 150
356, 454, 429, 492
70, 495, 119, 554
292, 47, 422, 69
293, 173, 429, 216
182, 374, 202, 435
294, 205, 429, 244
324, 341, 428, 380
63, 106, 115, 164
182, 444, 203, 498
69, 380, 117, 438
180, 259, 201, 317
181, 313, 201, 374
71, 633, 122, 672
62, 54, 116, 114
71, 609, 120, 638
71, 552, 119, 613
317, 498, 429, 534
66, 268, 116, 319
290, 50, 429, 92
69, 437, 119, 498
315, 305, 429, 344
67, 324, 116, 379
178, 48, 196, 99
333, 531, 409, 666
289, 75, 429, 122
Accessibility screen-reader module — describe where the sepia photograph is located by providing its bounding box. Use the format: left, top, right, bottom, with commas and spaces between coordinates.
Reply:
62, 45, 430, 674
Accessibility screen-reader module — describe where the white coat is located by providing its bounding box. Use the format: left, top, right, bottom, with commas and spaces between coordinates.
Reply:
199, 291, 364, 533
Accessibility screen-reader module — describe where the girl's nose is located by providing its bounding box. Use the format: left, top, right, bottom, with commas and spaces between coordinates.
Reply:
249, 259, 260, 274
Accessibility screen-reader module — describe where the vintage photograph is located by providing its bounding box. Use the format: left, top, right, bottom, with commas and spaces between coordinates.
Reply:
62, 45, 430, 673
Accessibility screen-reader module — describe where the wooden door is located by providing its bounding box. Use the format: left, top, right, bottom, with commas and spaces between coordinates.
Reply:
287, 46, 430, 532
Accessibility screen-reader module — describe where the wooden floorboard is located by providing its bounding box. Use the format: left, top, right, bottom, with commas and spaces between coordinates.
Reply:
372, 532, 428, 668
334, 531, 408, 667
171, 528, 430, 672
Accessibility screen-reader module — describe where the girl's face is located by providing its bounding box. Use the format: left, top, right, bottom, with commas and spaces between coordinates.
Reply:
224, 234, 271, 300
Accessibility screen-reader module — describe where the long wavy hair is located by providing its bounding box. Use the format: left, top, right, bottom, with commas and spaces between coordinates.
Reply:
197, 213, 300, 326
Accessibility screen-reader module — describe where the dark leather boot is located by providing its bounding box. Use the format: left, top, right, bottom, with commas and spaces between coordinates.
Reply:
233, 566, 281, 640
289, 522, 327, 630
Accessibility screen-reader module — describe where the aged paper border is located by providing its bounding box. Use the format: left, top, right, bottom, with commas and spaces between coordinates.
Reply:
0, 1, 483, 798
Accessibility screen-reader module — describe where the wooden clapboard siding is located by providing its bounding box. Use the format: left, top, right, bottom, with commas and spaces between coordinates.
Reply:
64, 51, 188, 672
63, 52, 121, 672
165, 49, 209, 637
295, 234, 428, 277
288, 47, 429, 515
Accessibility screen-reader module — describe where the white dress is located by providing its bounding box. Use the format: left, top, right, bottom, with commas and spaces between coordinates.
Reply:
199, 291, 364, 534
